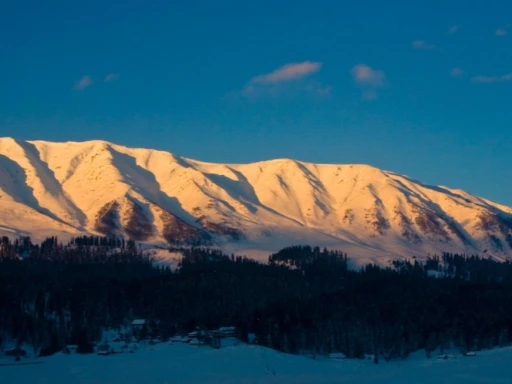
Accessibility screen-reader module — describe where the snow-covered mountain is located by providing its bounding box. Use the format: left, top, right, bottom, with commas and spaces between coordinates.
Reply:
0, 137, 511, 264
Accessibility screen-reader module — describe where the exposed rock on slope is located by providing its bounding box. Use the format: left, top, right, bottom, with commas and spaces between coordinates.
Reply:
0, 137, 511, 263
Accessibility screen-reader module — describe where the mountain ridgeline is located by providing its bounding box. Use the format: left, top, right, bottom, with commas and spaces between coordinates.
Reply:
2, 237, 512, 361
0, 137, 511, 263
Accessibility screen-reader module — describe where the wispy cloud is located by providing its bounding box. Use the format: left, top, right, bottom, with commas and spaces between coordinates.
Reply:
412, 40, 436, 50
361, 90, 378, 101
496, 28, 508, 36
249, 62, 322, 85
242, 61, 328, 98
351, 64, 385, 100
104, 73, 119, 82
450, 67, 465, 77
352, 64, 385, 86
471, 73, 512, 83
448, 25, 460, 34
74, 76, 92, 90
303, 81, 332, 96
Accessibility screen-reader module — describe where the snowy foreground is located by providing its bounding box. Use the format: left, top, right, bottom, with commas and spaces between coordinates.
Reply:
2, 342, 512, 384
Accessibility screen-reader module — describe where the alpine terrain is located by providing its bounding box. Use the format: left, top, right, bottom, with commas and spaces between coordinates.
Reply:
0, 137, 511, 264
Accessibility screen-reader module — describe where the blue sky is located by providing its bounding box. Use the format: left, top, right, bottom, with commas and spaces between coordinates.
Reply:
1, 1, 511, 205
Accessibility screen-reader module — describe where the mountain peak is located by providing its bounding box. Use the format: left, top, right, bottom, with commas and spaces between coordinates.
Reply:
0, 138, 510, 265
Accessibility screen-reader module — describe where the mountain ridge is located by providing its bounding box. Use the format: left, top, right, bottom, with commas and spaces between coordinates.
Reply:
0, 137, 511, 265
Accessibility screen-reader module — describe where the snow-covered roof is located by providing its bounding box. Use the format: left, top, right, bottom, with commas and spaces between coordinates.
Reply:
132, 319, 146, 325
218, 326, 236, 332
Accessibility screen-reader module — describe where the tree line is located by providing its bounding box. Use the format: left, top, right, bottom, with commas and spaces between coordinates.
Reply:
1, 237, 512, 362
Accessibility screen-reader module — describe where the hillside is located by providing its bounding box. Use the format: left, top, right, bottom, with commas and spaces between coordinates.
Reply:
0, 137, 511, 264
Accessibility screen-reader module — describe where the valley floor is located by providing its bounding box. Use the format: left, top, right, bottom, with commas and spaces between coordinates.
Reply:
2, 342, 512, 384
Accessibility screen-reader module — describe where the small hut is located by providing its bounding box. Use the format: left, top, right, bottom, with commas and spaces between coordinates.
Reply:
131, 319, 150, 339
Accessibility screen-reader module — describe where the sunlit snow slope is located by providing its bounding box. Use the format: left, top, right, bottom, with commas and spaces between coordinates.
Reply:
0, 137, 511, 264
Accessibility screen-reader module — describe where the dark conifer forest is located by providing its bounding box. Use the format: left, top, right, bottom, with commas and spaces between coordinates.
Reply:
2, 236, 512, 361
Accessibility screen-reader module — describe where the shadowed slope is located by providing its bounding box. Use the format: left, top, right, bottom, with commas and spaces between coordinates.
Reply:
0, 138, 510, 262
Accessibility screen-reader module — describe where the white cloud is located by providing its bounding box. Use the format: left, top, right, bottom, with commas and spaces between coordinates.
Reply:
412, 40, 436, 50
450, 67, 465, 77
471, 73, 512, 83
104, 73, 119, 82
249, 61, 322, 85
74, 76, 92, 90
351, 64, 385, 87
496, 28, 508, 36
351, 64, 385, 100
241, 61, 328, 99
448, 25, 460, 34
